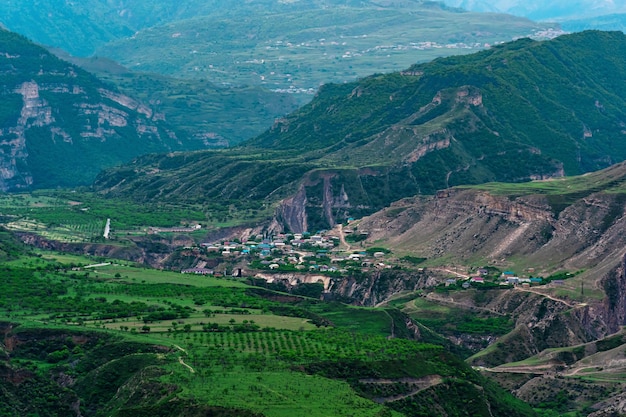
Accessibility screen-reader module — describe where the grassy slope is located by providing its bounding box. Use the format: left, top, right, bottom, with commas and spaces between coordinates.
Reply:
96, 3, 548, 93
0, 29, 205, 190
95, 31, 626, 231
99, 72, 299, 144
0, 249, 537, 417
50, 51, 301, 145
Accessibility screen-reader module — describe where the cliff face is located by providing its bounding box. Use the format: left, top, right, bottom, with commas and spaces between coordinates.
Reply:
335, 185, 626, 363
277, 185, 309, 234
358, 188, 626, 277
329, 269, 438, 306
599, 254, 626, 333
0, 29, 198, 190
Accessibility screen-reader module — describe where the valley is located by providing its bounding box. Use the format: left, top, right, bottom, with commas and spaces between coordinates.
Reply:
2, 154, 626, 415
1, 2, 626, 416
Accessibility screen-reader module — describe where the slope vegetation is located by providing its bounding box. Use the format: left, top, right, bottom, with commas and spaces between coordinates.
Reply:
0, 29, 203, 190
95, 0, 551, 95
50, 51, 300, 146
0, 254, 539, 417
96, 31, 626, 232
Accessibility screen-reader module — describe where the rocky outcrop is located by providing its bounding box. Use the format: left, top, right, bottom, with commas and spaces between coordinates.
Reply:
599, 254, 626, 333
0, 31, 199, 190
276, 185, 308, 233
358, 187, 626, 275
330, 269, 438, 306
254, 272, 332, 291
467, 290, 595, 366
0, 76, 189, 190
343, 184, 626, 365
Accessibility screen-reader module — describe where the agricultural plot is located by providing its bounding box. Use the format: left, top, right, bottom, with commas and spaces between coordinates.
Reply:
5, 218, 106, 242
0, 247, 539, 417
0, 190, 209, 242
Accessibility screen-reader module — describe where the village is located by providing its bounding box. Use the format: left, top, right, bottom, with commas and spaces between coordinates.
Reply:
175, 227, 570, 292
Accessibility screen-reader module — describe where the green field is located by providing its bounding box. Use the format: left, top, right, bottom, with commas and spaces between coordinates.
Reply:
0, 243, 537, 416
0, 190, 273, 243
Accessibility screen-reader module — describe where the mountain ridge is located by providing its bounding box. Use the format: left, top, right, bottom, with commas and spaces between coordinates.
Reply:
0, 29, 203, 190
441, 0, 626, 21
95, 30, 626, 232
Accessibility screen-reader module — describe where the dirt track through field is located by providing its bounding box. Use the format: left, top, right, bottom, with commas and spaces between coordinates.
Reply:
359, 375, 443, 403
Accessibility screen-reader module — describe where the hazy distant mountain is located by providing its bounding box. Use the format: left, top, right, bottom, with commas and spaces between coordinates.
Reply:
1, 1, 554, 96
561, 13, 626, 33
442, 0, 626, 21
0, 0, 558, 144
0, 0, 232, 56
95, 1, 554, 95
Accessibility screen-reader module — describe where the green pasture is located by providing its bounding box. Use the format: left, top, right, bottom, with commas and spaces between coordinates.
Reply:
75, 263, 248, 288
171, 368, 402, 417
95, 314, 316, 333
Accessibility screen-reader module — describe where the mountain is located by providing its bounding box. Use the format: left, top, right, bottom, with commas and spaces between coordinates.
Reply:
49, 51, 300, 146
0, 29, 203, 191
441, 0, 626, 21
355, 163, 626, 414
94, 1, 554, 96
358, 160, 626, 281
561, 13, 626, 33
0, 1, 553, 54
0, 0, 243, 57
0, 1, 550, 142
95, 31, 626, 232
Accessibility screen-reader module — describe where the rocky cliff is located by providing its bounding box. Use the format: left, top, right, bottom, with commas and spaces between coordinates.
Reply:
358, 186, 626, 282
0, 29, 199, 190
323, 174, 626, 373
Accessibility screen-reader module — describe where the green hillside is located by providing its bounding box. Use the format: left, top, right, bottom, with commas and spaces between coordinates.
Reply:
96, 1, 550, 96
0, 0, 251, 56
0, 29, 206, 190
95, 31, 626, 231
0, 253, 537, 417
0, 0, 554, 144
97, 72, 299, 146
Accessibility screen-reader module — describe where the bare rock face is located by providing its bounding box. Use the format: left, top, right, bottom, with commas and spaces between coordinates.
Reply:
599, 254, 626, 333
0, 30, 196, 190
330, 269, 437, 306
277, 185, 308, 234
0, 78, 186, 190
358, 187, 626, 276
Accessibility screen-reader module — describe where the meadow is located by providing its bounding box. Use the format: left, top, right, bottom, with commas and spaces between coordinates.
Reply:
0, 190, 272, 244
0, 246, 536, 416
